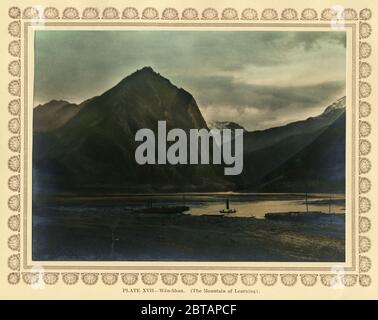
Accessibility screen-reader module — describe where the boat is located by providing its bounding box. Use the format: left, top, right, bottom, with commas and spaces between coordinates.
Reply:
219, 199, 236, 215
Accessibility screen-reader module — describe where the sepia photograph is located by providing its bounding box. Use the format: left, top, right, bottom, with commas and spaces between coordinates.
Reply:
32, 30, 347, 262
2, 0, 378, 302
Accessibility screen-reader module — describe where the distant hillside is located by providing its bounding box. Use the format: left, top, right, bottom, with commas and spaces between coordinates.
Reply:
259, 111, 346, 192
241, 128, 325, 190
33, 100, 81, 132
243, 97, 345, 154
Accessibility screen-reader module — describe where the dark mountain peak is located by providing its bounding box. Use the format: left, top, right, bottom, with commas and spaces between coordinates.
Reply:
33, 66, 229, 192
47, 99, 70, 104
50, 99, 70, 104
208, 121, 246, 131
128, 66, 161, 80
138, 66, 156, 74
33, 100, 82, 132
113, 66, 178, 93
99, 68, 201, 118
35, 99, 72, 109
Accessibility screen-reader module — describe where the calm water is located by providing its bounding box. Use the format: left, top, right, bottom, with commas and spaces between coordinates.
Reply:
190, 198, 344, 218
33, 192, 346, 261
51, 193, 345, 219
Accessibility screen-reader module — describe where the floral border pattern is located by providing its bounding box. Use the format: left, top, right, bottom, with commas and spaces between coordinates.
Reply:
6, 6, 370, 21
7, 6, 372, 288
357, 8, 372, 289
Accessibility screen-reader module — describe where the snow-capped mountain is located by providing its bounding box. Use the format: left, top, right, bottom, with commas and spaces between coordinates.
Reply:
322, 96, 346, 116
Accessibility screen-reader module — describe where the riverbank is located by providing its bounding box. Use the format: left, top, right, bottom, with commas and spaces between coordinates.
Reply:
33, 208, 345, 262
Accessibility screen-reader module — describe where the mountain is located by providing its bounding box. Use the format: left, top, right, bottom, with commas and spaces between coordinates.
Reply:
33, 100, 81, 132
33, 67, 233, 193
208, 121, 246, 131
243, 96, 345, 154
33, 67, 346, 193
258, 111, 346, 192
241, 97, 346, 191
241, 129, 324, 190
33, 97, 98, 132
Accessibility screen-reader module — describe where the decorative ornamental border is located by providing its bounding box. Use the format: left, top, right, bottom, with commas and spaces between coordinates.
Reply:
7, 6, 372, 288
357, 8, 373, 289
7, 6, 372, 21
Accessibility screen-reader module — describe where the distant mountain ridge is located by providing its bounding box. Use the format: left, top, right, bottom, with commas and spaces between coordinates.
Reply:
259, 112, 346, 192
34, 100, 81, 132
33, 67, 346, 193
34, 96, 98, 132
208, 121, 246, 131
241, 97, 346, 191
243, 96, 345, 154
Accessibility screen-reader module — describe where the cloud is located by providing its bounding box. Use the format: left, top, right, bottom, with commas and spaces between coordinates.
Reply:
184, 75, 345, 109
192, 76, 345, 130
291, 32, 346, 50
34, 30, 346, 130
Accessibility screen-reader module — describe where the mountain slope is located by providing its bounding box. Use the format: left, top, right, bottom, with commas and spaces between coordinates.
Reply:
33, 100, 82, 132
243, 96, 345, 154
240, 97, 346, 191
33, 67, 232, 193
241, 128, 326, 190
259, 111, 346, 192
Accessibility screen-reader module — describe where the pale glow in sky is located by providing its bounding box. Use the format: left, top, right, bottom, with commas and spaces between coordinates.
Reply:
34, 30, 346, 130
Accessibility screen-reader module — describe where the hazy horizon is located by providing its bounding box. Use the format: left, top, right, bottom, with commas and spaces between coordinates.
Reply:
34, 30, 346, 130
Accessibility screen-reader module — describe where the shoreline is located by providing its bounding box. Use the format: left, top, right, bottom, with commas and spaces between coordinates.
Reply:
33, 207, 345, 262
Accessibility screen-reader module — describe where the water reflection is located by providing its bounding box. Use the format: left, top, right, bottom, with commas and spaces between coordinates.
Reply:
52, 193, 345, 219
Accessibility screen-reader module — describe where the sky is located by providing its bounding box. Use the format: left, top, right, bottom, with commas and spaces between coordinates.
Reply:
34, 30, 346, 130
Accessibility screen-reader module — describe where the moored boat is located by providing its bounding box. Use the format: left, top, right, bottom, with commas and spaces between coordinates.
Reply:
219, 199, 237, 215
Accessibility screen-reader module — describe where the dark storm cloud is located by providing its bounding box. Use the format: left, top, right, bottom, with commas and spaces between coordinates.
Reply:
34, 30, 346, 130
183, 75, 345, 111
187, 75, 345, 130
